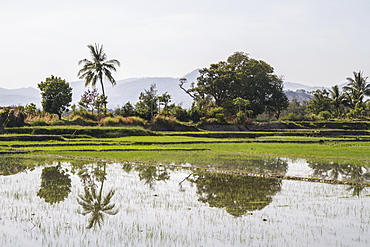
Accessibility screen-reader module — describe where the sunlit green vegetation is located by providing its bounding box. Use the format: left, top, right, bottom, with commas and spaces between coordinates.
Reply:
1, 130, 369, 172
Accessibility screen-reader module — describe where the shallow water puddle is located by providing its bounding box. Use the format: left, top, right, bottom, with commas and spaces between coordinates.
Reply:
0, 157, 369, 246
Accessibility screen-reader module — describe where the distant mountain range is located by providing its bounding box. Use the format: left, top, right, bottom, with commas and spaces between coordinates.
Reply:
0, 69, 339, 108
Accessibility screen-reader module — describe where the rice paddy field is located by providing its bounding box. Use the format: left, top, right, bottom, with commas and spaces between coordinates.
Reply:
1, 127, 370, 246
1, 158, 370, 246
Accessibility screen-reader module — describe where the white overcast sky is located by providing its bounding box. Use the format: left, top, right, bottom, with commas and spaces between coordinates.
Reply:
1, 0, 369, 89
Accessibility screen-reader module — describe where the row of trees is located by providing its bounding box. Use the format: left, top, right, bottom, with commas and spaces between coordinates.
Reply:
35, 44, 119, 120
38, 49, 289, 123
21, 45, 370, 123
304, 71, 370, 119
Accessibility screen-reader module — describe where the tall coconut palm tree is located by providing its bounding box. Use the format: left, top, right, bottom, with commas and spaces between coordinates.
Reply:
343, 71, 370, 108
77, 44, 120, 114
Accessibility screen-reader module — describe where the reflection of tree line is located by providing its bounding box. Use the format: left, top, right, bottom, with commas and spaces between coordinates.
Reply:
2, 156, 369, 223
123, 164, 171, 188
123, 159, 287, 217
205, 156, 289, 176
0, 156, 40, 175
308, 161, 370, 196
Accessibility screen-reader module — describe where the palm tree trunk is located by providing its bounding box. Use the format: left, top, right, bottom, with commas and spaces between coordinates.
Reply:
100, 79, 107, 115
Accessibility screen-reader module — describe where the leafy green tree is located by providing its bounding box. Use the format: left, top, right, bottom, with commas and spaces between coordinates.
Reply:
135, 83, 158, 120
265, 84, 289, 119
37, 75, 72, 119
114, 101, 135, 117
0, 108, 12, 128
232, 97, 250, 113
197, 61, 236, 107
25, 103, 37, 116
193, 52, 287, 116
77, 44, 120, 114
229, 52, 287, 116
93, 95, 108, 115
157, 92, 171, 115
231, 97, 254, 123
280, 98, 307, 120
166, 103, 189, 121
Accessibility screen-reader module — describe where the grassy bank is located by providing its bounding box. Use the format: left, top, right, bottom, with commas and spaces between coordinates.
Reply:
3, 126, 157, 138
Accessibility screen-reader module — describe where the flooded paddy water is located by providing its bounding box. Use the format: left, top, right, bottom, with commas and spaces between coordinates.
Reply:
0, 156, 370, 246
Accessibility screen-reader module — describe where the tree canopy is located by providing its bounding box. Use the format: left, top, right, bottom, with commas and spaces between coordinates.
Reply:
304, 71, 370, 119
189, 52, 288, 117
38, 75, 72, 119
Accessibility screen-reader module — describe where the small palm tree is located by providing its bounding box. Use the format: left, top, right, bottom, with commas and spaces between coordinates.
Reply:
77, 44, 120, 114
329, 85, 346, 118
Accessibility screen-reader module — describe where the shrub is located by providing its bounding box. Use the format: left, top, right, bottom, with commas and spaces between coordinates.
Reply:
234, 111, 246, 124
25, 112, 58, 123
71, 112, 98, 121
207, 107, 224, 118
127, 116, 146, 126
30, 120, 49, 126
100, 117, 118, 126
200, 117, 219, 125
318, 111, 332, 120
281, 112, 305, 121
50, 120, 66, 126
99, 116, 146, 126
69, 116, 97, 126
152, 115, 179, 127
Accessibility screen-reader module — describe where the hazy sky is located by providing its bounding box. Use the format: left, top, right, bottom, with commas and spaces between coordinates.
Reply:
1, 0, 369, 89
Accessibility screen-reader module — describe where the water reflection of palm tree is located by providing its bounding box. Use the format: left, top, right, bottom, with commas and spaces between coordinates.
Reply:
310, 162, 346, 180
77, 163, 118, 229
309, 161, 370, 195
77, 187, 118, 229
345, 165, 370, 196
309, 162, 370, 182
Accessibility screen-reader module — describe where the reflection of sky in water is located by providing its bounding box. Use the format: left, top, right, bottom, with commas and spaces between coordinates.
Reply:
285, 158, 314, 177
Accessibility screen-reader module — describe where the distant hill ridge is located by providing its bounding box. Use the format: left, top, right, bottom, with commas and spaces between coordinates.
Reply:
0, 69, 335, 108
